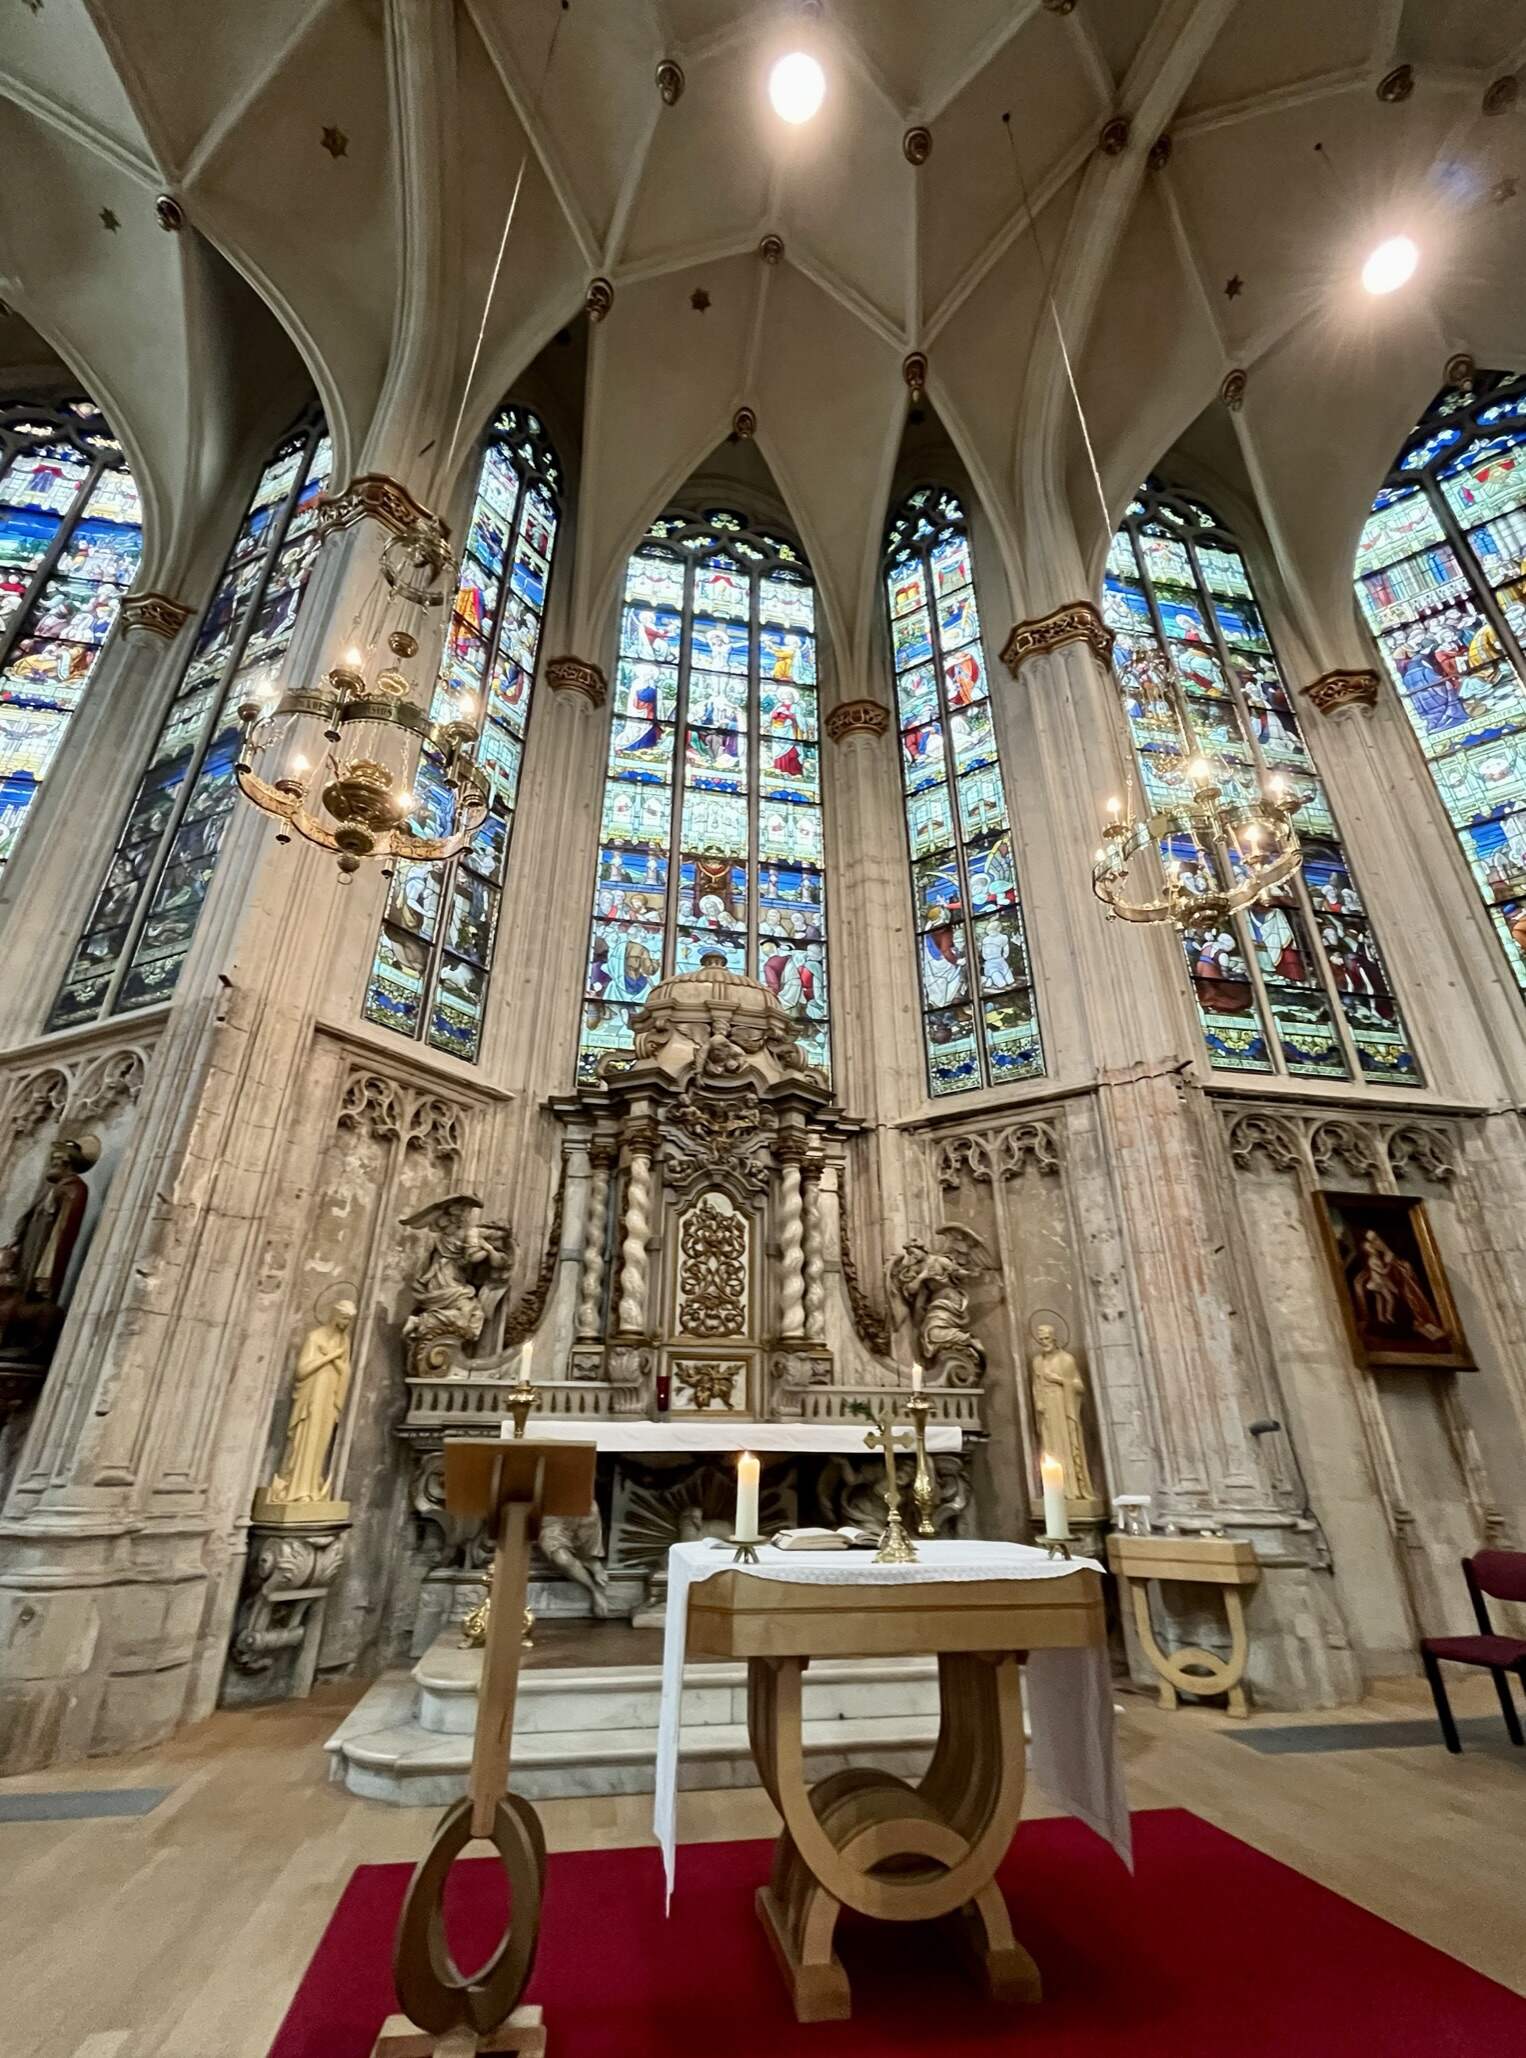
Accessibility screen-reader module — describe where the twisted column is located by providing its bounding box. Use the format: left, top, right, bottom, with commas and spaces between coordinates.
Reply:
616, 1121, 658, 1335
576, 1142, 615, 1339
802, 1158, 825, 1344
777, 1129, 808, 1340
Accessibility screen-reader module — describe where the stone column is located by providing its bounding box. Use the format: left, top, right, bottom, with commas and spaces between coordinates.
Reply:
614, 1113, 658, 1338
576, 1139, 615, 1340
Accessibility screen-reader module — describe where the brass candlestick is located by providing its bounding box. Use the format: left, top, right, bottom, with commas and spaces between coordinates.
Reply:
507, 1369, 539, 1440
905, 1391, 936, 1538
864, 1406, 918, 1564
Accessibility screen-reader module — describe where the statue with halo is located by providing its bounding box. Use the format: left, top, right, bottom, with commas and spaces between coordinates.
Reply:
888, 1223, 998, 1387
1027, 1310, 1102, 1518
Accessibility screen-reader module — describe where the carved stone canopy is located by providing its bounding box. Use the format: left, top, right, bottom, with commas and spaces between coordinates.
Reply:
628, 957, 829, 1098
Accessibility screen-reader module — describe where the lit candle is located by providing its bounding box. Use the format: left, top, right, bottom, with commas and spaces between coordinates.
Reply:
735, 1451, 760, 1542
1040, 1452, 1070, 1541
911, 1362, 923, 1391
519, 1338, 533, 1383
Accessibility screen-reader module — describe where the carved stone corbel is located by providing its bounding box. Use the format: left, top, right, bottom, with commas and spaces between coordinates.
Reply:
824, 699, 890, 743
1302, 670, 1379, 721
120, 591, 193, 641
545, 655, 608, 708
1000, 601, 1114, 677
229, 1523, 348, 1683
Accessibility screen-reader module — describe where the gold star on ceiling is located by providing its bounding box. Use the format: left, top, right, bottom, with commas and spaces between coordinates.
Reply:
1224, 273, 1245, 299
99, 207, 119, 233
321, 125, 348, 159
690, 287, 711, 312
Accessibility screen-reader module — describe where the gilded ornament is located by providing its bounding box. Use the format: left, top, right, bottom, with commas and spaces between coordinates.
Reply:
1444, 352, 1476, 398
585, 275, 613, 323
1376, 65, 1414, 104
902, 351, 928, 407
999, 600, 1114, 675
1219, 367, 1246, 413
674, 1361, 742, 1410
656, 58, 685, 106
545, 654, 608, 707
1302, 668, 1379, 720
731, 405, 757, 441
120, 590, 193, 640
758, 233, 785, 265
676, 1192, 748, 1338
1099, 116, 1130, 156
155, 194, 186, 232
903, 126, 932, 166
1147, 134, 1172, 172
824, 698, 890, 742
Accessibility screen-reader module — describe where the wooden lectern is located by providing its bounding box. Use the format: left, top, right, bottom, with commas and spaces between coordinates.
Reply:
373, 1436, 597, 2058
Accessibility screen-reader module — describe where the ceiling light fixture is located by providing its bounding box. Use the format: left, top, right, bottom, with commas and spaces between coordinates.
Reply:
769, 51, 825, 124
1361, 234, 1419, 295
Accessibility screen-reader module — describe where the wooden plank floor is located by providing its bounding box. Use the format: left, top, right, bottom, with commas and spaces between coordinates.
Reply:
2, 1672, 1523, 2058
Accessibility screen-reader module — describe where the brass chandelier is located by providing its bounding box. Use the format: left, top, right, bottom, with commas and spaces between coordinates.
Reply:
235, 514, 490, 879
1092, 756, 1304, 925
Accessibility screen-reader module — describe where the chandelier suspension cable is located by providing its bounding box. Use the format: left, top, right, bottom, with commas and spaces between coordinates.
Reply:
442, 0, 572, 485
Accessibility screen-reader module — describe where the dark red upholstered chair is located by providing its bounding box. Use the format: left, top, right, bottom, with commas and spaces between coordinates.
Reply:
1419, 1551, 1526, 1754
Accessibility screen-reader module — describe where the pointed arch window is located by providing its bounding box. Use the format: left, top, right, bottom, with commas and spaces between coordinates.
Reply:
1106, 481, 1418, 1082
1356, 371, 1526, 995
47, 411, 330, 1030
883, 486, 1042, 1096
0, 396, 142, 886
360, 405, 560, 1062
577, 506, 830, 1083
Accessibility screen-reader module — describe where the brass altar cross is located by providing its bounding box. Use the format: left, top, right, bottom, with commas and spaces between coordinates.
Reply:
863, 1406, 918, 1564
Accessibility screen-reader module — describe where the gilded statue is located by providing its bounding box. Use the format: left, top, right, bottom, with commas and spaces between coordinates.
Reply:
888, 1224, 997, 1387
399, 1193, 514, 1378
260, 1295, 357, 1512
0, 1133, 100, 1365
1028, 1314, 1100, 1514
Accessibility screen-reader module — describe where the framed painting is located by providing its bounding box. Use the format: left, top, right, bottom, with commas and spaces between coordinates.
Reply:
1313, 1190, 1473, 1371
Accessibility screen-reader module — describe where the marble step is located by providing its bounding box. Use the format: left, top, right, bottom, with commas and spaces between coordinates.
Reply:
332, 1706, 941, 1807
416, 1644, 941, 1737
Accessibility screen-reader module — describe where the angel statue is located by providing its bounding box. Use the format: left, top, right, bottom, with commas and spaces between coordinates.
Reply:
888, 1224, 999, 1388
398, 1193, 514, 1379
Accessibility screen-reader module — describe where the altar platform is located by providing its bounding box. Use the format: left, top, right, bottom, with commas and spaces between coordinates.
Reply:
326, 1628, 941, 1806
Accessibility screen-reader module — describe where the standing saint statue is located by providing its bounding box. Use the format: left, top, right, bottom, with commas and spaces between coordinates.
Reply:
398, 1194, 514, 1378
256, 1295, 357, 1519
1028, 1316, 1101, 1515
0, 1133, 100, 1365
888, 1224, 997, 1387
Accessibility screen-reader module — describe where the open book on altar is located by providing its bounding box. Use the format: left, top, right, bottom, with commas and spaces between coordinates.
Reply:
768, 1526, 880, 1551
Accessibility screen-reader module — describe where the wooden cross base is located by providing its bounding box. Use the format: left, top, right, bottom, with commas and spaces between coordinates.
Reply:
371, 2003, 546, 2056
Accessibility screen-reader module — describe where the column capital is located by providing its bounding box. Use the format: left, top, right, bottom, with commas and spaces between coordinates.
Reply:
824, 698, 890, 743
1301, 668, 1380, 721
120, 590, 194, 641
1000, 600, 1114, 677
315, 471, 447, 542
544, 654, 608, 708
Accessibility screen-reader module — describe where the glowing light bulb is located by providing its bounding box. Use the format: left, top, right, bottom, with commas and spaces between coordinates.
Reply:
344, 644, 364, 670
769, 51, 825, 124
1187, 756, 1211, 784
457, 693, 477, 720
1361, 235, 1418, 296
1107, 796, 1121, 817
291, 753, 310, 775
396, 789, 415, 813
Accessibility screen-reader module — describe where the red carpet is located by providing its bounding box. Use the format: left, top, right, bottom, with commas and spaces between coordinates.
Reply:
269, 1808, 1524, 2057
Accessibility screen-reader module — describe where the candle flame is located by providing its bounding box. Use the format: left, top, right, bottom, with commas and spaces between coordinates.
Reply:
344, 644, 364, 670
1040, 1452, 1065, 1489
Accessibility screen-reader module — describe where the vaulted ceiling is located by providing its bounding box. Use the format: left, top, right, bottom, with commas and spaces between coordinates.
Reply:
2, 0, 1523, 667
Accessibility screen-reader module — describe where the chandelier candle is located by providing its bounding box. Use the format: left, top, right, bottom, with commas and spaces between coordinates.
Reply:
1041, 1452, 1070, 1541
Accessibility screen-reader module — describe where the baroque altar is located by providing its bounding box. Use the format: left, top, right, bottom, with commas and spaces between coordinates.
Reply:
395, 959, 984, 1639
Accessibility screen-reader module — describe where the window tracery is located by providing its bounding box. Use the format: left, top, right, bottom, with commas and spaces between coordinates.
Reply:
883, 485, 1041, 1096
48, 409, 329, 1029
0, 396, 142, 889
1105, 481, 1417, 1082
361, 405, 560, 1061
1355, 372, 1526, 997
578, 506, 829, 1082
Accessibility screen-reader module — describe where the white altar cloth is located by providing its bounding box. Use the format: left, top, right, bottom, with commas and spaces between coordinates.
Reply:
497, 1418, 962, 1454
654, 1538, 1130, 1905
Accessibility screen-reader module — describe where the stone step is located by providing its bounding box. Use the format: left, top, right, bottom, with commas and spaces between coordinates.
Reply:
331, 1707, 941, 1807
415, 1646, 941, 1737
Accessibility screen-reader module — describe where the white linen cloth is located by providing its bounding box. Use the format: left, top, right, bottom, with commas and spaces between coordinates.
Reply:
499, 1419, 962, 1454
654, 1538, 1130, 1905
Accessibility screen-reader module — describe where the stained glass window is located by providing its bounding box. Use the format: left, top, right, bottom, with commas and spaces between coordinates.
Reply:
47, 411, 330, 1030
883, 486, 1041, 1096
577, 507, 830, 1082
1107, 481, 1419, 1083
361, 405, 560, 1062
1356, 372, 1526, 997
0, 397, 142, 884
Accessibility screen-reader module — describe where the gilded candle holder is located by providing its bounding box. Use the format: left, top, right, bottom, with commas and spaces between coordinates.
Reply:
507, 1373, 539, 1440
905, 1391, 936, 1538
863, 1403, 918, 1565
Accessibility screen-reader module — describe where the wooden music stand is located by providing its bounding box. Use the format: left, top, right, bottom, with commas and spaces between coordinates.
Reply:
373, 1437, 597, 2058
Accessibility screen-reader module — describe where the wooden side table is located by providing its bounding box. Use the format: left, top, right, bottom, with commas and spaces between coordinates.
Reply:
1106, 1532, 1260, 1718
686, 1566, 1105, 2023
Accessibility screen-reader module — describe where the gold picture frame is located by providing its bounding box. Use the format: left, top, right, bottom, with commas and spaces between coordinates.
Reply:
1313, 1191, 1473, 1371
